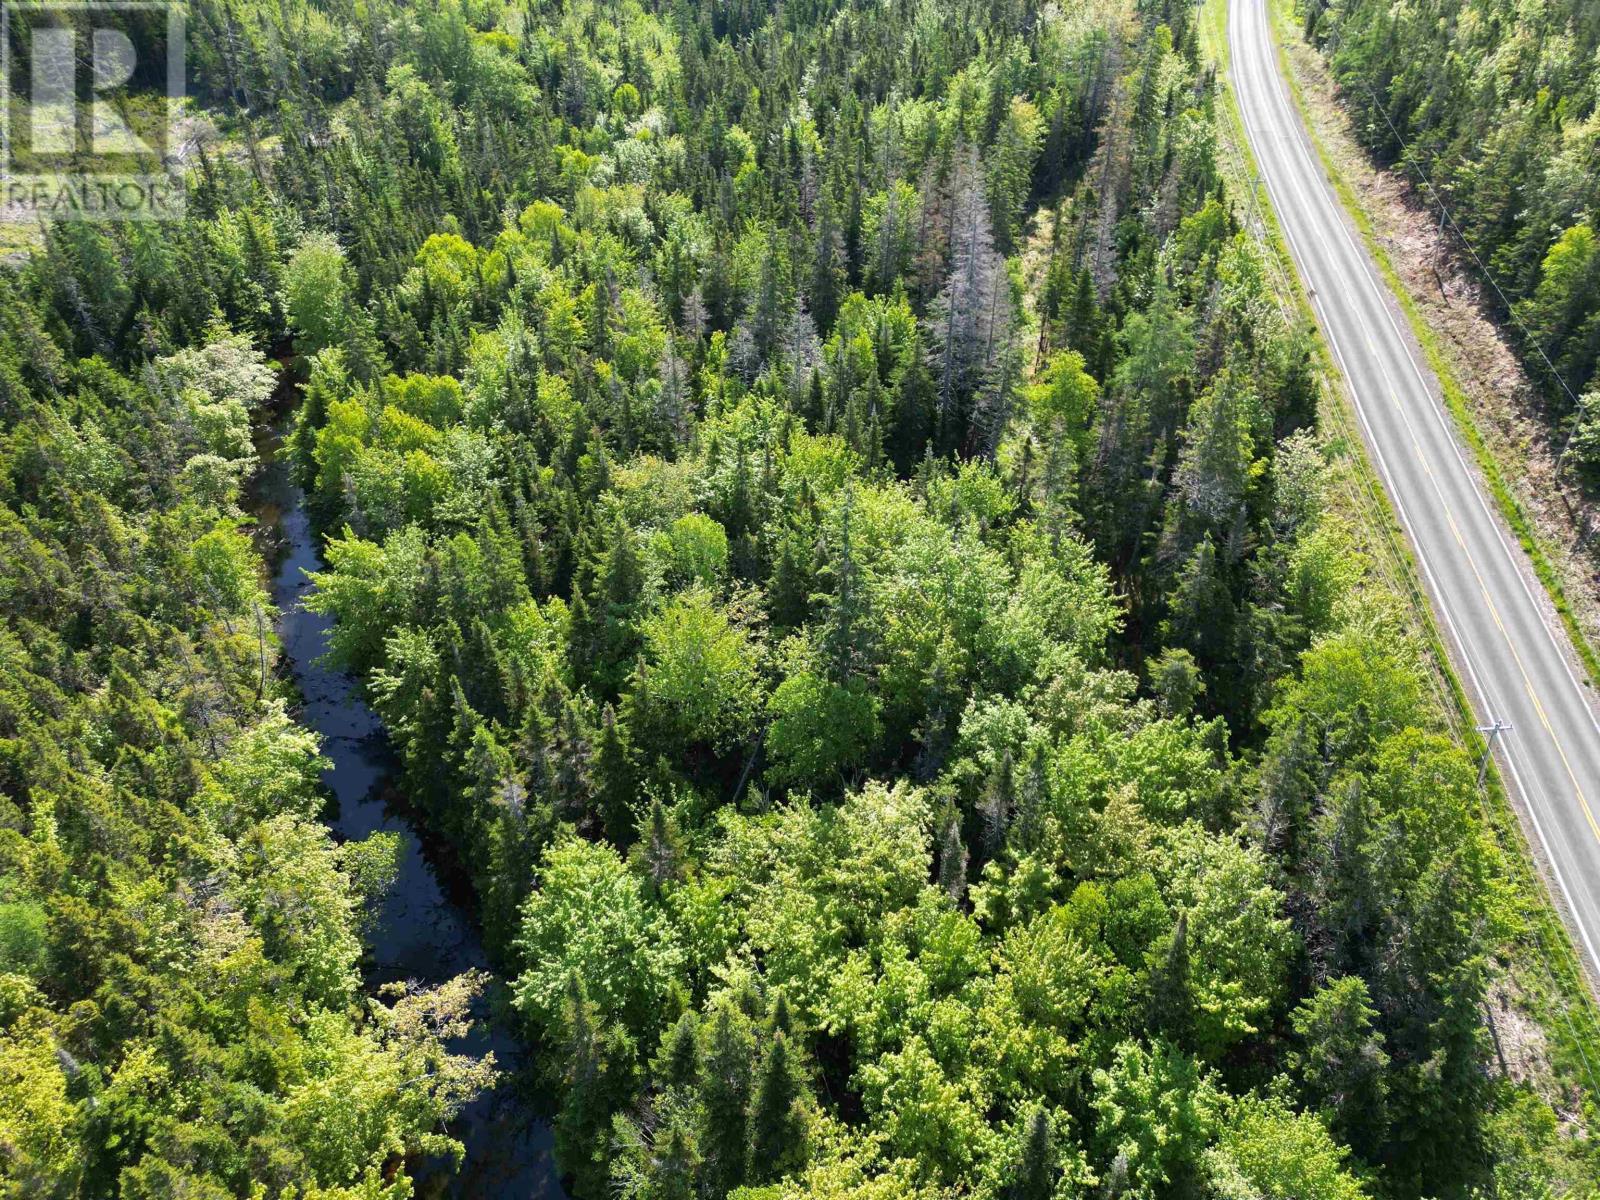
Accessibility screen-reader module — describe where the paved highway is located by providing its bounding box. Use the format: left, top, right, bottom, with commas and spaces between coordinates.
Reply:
1229, 0, 1600, 983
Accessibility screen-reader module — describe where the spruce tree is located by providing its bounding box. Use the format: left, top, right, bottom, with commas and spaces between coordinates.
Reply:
556, 971, 635, 1196
1012, 1105, 1056, 1200
549, 699, 594, 820
1011, 746, 1048, 855
769, 991, 795, 1039
699, 1005, 754, 1194
657, 1011, 702, 1093
1149, 910, 1194, 1046
595, 518, 644, 695
634, 798, 685, 896
593, 703, 637, 846
651, 1118, 698, 1200
748, 1033, 807, 1182
767, 533, 811, 632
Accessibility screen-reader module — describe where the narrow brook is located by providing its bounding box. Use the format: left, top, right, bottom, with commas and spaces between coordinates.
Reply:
249, 404, 567, 1199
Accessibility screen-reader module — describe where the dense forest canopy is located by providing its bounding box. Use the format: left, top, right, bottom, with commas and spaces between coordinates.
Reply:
0, 0, 1596, 1196
1303, 0, 1600, 465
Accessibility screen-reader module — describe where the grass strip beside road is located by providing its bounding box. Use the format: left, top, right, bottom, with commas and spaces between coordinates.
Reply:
1201, 0, 1600, 1104
1260, 0, 1600, 697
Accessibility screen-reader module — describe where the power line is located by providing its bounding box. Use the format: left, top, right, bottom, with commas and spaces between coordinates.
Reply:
1223, 0, 1600, 1106
1475, 716, 1511, 788
1301, 4, 1600, 1105
1311, 8, 1587, 418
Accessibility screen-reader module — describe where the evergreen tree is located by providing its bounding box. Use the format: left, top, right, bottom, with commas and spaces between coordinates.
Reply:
815, 487, 873, 684
658, 1011, 702, 1093
594, 703, 638, 845
929, 144, 1010, 449
979, 750, 1016, 860
1149, 910, 1194, 1047
699, 1005, 754, 1194
650, 1119, 698, 1200
768, 532, 812, 631
557, 971, 638, 1195
1290, 976, 1390, 1162
634, 798, 685, 896
810, 197, 847, 333
748, 1033, 808, 1182
1012, 1105, 1056, 1200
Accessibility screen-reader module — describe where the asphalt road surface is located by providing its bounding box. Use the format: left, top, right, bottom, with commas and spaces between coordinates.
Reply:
1229, 0, 1600, 983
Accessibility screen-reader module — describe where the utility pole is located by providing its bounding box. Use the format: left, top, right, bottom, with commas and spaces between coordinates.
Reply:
1555, 389, 1597, 480
1475, 718, 1512, 789
1432, 203, 1449, 305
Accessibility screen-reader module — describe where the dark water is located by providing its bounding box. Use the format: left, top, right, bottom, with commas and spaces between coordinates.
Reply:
249, 413, 566, 1200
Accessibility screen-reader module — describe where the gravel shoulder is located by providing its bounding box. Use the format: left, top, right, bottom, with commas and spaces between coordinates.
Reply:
1272, 0, 1600, 667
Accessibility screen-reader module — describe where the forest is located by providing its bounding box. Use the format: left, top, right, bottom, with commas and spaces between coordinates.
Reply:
1302, 0, 1600, 469
0, 0, 1596, 1196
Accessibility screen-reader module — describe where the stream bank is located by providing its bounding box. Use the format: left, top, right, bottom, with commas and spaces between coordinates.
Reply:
248, 402, 566, 1199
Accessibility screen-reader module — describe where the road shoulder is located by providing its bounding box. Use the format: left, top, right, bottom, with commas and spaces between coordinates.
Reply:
1202, 0, 1600, 1133
1263, 0, 1600, 696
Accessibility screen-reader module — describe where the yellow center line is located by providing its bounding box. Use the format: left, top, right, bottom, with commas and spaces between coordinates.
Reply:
1377, 358, 1600, 845
1301, 80, 1600, 854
